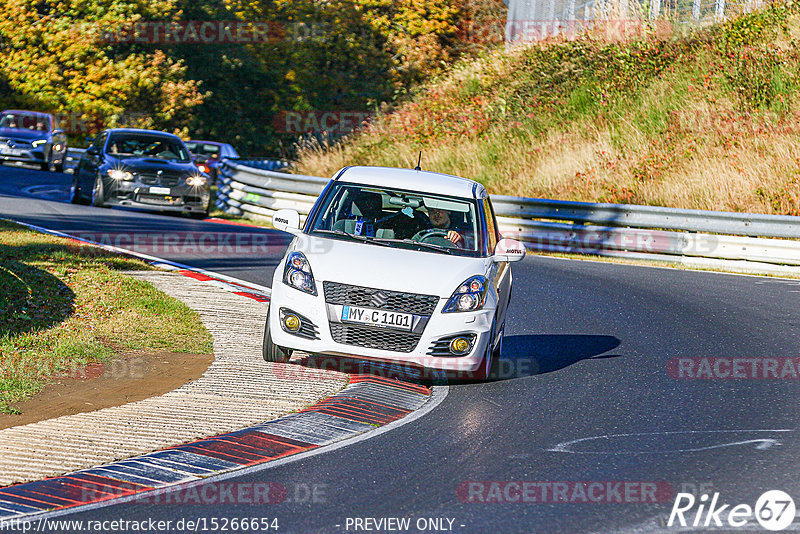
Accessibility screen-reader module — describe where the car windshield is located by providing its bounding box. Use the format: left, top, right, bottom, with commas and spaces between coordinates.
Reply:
0, 112, 51, 132
185, 142, 221, 157
308, 182, 483, 257
107, 133, 191, 162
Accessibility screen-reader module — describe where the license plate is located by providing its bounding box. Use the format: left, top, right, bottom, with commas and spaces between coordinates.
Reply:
149, 186, 171, 195
0, 147, 22, 156
341, 306, 413, 331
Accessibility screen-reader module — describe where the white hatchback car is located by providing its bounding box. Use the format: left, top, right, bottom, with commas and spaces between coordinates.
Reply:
264, 166, 525, 380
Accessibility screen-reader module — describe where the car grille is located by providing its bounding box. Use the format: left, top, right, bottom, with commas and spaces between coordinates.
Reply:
323, 282, 438, 316
136, 193, 182, 205
0, 138, 31, 148
137, 173, 182, 187
329, 324, 421, 353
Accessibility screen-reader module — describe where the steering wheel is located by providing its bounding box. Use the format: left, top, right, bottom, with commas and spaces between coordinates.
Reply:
411, 228, 456, 247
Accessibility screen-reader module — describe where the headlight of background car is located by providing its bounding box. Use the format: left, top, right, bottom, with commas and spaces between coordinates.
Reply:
442, 275, 488, 313
107, 169, 133, 181
31, 139, 47, 148
186, 175, 207, 187
282, 251, 317, 295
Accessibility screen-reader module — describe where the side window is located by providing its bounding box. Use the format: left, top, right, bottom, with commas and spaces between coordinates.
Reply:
92, 132, 108, 151
482, 199, 499, 253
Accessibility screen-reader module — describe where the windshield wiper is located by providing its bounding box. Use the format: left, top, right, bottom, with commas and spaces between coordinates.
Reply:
371, 237, 455, 255
313, 229, 394, 248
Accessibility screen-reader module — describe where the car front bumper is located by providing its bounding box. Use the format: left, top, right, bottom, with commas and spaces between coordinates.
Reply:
268, 278, 496, 374
103, 181, 210, 213
0, 148, 47, 164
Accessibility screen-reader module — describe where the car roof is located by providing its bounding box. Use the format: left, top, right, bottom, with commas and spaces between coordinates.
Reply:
336, 166, 485, 199
106, 128, 183, 140
187, 140, 225, 146
1, 109, 52, 118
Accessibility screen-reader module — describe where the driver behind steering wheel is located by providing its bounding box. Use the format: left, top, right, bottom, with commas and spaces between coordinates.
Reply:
427, 207, 467, 247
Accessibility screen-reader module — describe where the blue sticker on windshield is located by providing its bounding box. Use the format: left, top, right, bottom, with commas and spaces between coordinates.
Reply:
402, 207, 413, 218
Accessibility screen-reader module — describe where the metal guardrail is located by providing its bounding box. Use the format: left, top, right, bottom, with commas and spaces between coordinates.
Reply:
215, 160, 800, 275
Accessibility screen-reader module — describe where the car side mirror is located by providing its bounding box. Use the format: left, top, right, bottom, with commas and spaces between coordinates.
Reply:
52, 129, 64, 135
273, 209, 302, 235
493, 238, 526, 262
86, 146, 99, 156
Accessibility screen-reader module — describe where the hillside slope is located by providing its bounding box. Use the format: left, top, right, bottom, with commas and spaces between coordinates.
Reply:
296, 3, 800, 216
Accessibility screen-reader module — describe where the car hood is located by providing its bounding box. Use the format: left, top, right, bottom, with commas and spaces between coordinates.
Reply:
104, 156, 197, 174
0, 128, 49, 141
294, 235, 490, 297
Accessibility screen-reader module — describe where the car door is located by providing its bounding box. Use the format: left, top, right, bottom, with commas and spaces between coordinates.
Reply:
483, 198, 511, 334
77, 131, 107, 189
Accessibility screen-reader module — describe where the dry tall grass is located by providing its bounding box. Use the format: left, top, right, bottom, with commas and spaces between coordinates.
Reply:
295, 6, 800, 216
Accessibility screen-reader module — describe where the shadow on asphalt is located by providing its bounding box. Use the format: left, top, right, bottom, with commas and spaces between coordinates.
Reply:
495, 334, 621, 380
291, 334, 622, 387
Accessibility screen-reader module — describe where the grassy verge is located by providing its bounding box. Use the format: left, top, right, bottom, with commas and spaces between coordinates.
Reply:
0, 220, 214, 414
295, 2, 800, 216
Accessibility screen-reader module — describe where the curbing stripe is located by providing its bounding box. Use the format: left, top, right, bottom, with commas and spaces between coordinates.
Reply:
79, 468, 166, 488
143, 450, 239, 472
0, 378, 432, 519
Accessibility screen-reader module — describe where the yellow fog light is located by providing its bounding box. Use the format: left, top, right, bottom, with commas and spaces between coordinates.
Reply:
283, 314, 301, 332
449, 337, 471, 356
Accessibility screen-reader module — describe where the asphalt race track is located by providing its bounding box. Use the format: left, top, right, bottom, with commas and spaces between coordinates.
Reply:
2, 164, 800, 533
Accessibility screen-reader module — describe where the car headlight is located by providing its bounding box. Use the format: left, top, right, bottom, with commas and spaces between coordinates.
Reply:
31, 139, 47, 147
107, 169, 133, 181
282, 251, 317, 295
186, 175, 207, 187
442, 275, 488, 313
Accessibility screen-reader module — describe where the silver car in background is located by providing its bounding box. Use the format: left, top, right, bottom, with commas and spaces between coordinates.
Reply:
0, 110, 68, 172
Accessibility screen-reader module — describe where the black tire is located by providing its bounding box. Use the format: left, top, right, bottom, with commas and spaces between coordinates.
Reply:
54, 160, 64, 173
262, 314, 291, 363
474, 321, 503, 381
91, 177, 106, 208
69, 178, 88, 205
40, 161, 50, 172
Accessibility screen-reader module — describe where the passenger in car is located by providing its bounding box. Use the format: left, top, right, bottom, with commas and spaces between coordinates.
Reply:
335, 190, 428, 240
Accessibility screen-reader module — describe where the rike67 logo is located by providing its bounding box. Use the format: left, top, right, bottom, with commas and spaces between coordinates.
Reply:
668, 490, 796, 531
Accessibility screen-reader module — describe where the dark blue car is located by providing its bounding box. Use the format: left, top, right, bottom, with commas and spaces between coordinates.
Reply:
185, 140, 239, 181
70, 128, 211, 218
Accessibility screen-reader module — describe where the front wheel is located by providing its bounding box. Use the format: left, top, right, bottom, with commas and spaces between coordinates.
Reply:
262, 313, 292, 363
474, 323, 503, 381
70, 179, 88, 205
91, 177, 106, 208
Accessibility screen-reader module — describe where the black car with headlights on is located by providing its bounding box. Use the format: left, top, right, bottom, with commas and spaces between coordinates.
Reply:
0, 110, 68, 171
70, 128, 211, 218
